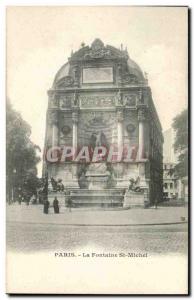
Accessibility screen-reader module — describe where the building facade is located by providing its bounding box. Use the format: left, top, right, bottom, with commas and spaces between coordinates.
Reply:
43, 39, 163, 206
163, 129, 188, 202
163, 162, 178, 199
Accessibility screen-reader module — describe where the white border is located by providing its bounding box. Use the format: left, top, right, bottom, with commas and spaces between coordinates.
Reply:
0, 1, 192, 300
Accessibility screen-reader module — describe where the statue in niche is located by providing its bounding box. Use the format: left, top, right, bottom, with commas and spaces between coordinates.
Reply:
89, 131, 109, 150
86, 131, 110, 189
90, 133, 97, 150
96, 132, 103, 146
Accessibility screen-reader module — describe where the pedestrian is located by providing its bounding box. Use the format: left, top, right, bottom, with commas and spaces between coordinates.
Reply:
53, 197, 59, 214
65, 192, 73, 212
155, 198, 158, 209
67, 197, 73, 212
18, 194, 22, 205
43, 199, 50, 214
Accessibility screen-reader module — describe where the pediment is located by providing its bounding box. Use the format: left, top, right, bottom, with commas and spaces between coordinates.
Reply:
70, 39, 128, 62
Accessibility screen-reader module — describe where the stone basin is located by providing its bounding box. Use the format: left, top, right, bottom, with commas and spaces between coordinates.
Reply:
85, 173, 110, 190
85, 162, 110, 190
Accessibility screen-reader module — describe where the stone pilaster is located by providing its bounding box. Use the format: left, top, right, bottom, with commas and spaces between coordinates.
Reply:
115, 90, 124, 148
138, 107, 147, 160
115, 108, 124, 188
117, 109, 124, 149
71, 110, 79, 188
46, 110, 59, 180
72, 111, 78, 153
48, 110, 59, 147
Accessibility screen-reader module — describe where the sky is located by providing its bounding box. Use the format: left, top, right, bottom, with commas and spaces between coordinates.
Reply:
6, 6, 188, 176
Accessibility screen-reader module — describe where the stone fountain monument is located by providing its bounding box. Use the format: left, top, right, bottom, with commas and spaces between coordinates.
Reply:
43, 39, 164, 208
85, 131, 111, 190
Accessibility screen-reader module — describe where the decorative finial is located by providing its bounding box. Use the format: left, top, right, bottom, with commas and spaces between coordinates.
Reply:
121, 43, 123, 51
91, 39, 104, 51
81, 42, 85, 48
144, 72, 148, 83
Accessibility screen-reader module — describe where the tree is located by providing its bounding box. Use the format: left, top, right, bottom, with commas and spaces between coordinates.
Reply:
6, 100, 41, 202
172, 109, 188, 178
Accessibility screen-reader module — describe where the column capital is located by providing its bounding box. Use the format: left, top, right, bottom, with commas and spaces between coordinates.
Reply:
48, 96, 59, 109
48, 110, 58, 125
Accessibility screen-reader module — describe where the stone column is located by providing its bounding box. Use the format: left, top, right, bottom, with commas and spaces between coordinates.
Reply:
138, 121, 144, 160
117, 109, 124, 149
116, 109, 124, 187
73, 65, 79, 87
138, 108, 146, 160
71, 110, 79, 188
72, 111, 78, 154
137, 107, 148, 196
50, 111, 58, 147
49, 110, 58, 178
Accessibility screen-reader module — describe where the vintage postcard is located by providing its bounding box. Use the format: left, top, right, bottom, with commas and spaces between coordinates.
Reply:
6, 6, 189, 294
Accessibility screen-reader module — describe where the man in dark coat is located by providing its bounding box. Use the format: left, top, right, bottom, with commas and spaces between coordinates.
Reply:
53, 197, 59, 214
43, 199, 50, 214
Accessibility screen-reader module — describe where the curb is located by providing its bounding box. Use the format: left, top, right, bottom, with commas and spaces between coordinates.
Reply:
7, 221, 188, 227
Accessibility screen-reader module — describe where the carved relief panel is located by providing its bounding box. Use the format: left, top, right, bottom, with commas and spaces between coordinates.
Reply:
59, 95, 72, 109
55, 76, 74, 89
79, 95, 115, 108
123, 93, 139, 107
48, 92, 59, 109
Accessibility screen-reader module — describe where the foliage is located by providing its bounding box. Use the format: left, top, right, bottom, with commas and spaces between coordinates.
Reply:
6, 100, 41, 201
172, 109, 188, 178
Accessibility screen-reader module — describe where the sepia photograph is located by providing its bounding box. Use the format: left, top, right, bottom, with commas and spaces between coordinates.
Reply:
6, 6, 189, 294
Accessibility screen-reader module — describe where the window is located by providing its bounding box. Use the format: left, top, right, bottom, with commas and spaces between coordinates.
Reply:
164, 183, 168, 189
170, 183, 173, 189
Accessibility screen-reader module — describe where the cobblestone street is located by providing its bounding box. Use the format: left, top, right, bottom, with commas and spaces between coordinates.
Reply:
7, 221, 187, 255
7, 204, 188, 255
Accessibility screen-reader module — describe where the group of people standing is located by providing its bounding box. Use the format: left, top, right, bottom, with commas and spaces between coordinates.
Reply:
43, 192, 73, 214
43, 197, 59, 214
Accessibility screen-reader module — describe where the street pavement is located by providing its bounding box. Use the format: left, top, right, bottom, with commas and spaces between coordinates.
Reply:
6, 203, 188, 225
6, 204, 188, 255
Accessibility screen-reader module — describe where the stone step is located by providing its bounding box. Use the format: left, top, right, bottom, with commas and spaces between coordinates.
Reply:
70, 193, 124, 207
71, 199, 123, 204
70, 194, 123, 197
70, 189, 125, 195
48, 189, 125, 207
